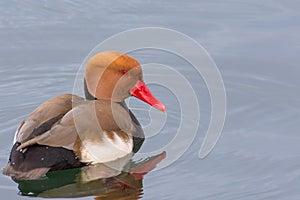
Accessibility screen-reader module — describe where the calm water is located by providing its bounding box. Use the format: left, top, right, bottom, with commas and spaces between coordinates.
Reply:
1, 0, 300, 199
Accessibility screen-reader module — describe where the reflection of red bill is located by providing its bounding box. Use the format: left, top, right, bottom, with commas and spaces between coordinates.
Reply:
130, 151, 167, 180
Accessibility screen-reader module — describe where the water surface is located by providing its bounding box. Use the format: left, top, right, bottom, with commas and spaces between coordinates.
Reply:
0, 0, 300, 199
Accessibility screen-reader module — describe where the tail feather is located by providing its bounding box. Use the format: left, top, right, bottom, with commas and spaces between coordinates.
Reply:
3, 142, 84, 180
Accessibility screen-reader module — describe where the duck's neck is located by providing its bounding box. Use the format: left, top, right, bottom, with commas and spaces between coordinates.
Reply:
84, 79, 128, 110
84, 79, 97, 100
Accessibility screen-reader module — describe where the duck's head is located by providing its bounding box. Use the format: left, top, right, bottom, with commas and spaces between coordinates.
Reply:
85, 51, 166, 112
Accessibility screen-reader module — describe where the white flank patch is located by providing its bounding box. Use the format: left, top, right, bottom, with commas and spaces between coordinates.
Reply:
80, 131, 133, 164
13, 128, 18, 144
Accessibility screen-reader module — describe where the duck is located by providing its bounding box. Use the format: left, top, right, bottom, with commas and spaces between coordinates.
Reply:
3, 51, 166, 180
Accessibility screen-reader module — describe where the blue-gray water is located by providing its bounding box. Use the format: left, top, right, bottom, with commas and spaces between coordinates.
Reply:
1, 0, 300, 199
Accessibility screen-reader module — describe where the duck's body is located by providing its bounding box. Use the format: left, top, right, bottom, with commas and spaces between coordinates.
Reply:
3, 51, 165, 180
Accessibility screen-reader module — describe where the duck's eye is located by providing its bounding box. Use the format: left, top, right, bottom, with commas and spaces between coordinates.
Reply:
121, 69, 128, 75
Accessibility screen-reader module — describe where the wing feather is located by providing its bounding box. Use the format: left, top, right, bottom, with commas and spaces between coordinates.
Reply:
14, 94, 84, 146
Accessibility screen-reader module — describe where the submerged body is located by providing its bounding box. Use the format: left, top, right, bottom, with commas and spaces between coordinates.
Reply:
3, 51, 165, 180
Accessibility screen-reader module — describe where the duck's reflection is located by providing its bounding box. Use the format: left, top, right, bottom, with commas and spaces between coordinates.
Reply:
15, 151, 166, 199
